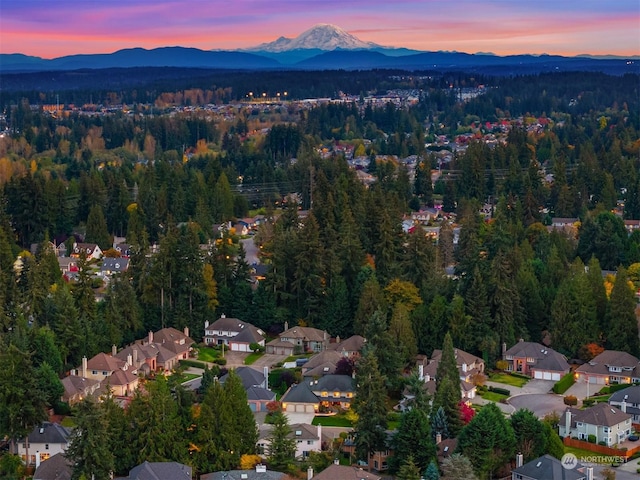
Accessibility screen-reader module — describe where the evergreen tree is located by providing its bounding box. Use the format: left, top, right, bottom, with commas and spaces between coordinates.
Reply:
397, 455, 422, 480
432, 376, 462, 439
389, 408, 436, 473
441, 453, 478, 480
456, 402, 516, 479
424, 460, 440, 480
437, 333, 461, 398
85, 204, 111, 250
606, 266, 640, 355
66, 399, 115, 480
267, 411, 296, 471
353, 348, 388, 468
430, 406, 450, 441
510, 409, 547, 462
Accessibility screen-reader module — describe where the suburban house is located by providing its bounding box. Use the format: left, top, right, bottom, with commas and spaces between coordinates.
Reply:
201, 465, 284, 480
138, 327, 195, 370
281, 382, 321, 414
99, 257, 129, 277
258, 423, 322, 460
559, 404, 633, 446
309, 374, 356, 410
420, 347, 485, 400
60, 374, 101, 405
18, 422, 71, 467
310, 464, 381, 480
57, 257, 78, 275
609, 385, 640, 423
219, 366, 275, 412
302, 350, 343, 377
120, 461, 192, 480
327, 335, 366, 357
575, 350, 640, 385
502, 340, 570, 380
114, 243, 131, 257
203, 315, 266, 351
266, 324, 330, 355
72, 352, 139, 396
342, 432, 393, 472
511, 454, 589, 480
70, 242, 103, 260
33, 452, 72, 480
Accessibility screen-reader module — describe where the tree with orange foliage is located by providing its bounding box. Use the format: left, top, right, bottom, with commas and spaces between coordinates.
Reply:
578, 342, 604, 362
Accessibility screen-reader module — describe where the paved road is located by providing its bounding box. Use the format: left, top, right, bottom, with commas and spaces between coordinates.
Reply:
240, 237, 260, 264
508, 393, 567, 418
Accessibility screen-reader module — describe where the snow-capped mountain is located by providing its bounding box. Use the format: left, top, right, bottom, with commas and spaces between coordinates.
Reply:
248, 24, 382, 52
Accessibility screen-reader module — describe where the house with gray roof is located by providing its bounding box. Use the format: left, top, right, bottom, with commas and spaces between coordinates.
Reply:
258, 423, 322, 460
511, 454, 588, 480
281, 381, 320, 414
219, 366, 275, 412
99, 257, 129, 277
310, 374, 355, 409
327, 335, 366, 357
559, 403, 633, 446
575, 350, 640, 385
609, 385, 640, 422
18, 423, 71, 467
204, 315, 266, 351
201, 464, 285, 480
503, 339, 570, 381
301, 350, 342, 377
124, 461, 192, 480
33, 452, 72, 480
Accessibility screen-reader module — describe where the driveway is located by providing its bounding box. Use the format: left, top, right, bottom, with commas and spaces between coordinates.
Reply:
508, 393, 567, 418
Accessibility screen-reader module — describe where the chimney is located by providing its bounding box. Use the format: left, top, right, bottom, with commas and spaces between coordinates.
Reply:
519, 338, 524, 343
418, 364, 424, 381
184, 326, 189, 338
148, 330, 153, 344
127, 354, 133, 367
586, 466, 593, 480
435, 433, 442, 445
336, 335, 340, 345
502, 342, 507, 357
307, 466, 313, 480
112, 344, 117, 356
284, 321, 289, 331
263, 366, 269, 390
221, 313, 226, 318
317, 424, 322, 445
204, 320, 209, 329
133, 348, 138, 365
621, 400, 627, 413
333, 459, 339, 465
564, 408, 571, 435
82, 356, 87, 378
516, 453, 523, 468
35, 451, 40, 469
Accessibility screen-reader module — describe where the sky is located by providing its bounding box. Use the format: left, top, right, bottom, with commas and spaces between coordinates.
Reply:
2, 0, 639, 59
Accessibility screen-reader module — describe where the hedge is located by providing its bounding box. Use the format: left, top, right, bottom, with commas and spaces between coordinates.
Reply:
180, 359, 207, 369
552, 373, 575, 394
488, 386, 511, 396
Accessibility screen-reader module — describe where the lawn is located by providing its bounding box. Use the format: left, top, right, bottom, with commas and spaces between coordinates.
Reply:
312, 415, 353, 427
244, 352, 264, 365
488, 372, 529, 388
179, 373, 200, 383
195, 346, 221, 362
480, 391, 509, 403
61, 416, 76, 428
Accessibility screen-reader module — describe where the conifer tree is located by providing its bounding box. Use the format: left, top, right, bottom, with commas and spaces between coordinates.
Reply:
389, 408, 436, 473
267, 411, 296, 471
397, 455, 422, 480
606, 266, 640, 355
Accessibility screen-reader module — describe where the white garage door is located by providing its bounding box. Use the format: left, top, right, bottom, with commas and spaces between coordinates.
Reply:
534, 371, 543, 379
551, 373, 561, 381
543, 372, 552, 380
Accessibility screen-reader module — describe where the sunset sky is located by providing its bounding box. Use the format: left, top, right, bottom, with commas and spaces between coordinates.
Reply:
2, 0, 639, 59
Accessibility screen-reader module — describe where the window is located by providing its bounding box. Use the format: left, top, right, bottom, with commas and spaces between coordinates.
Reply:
92, 370, 98, 375
577, 422, 584, 427
603, 427, 610, 433
609, 366, 622, 372
40, 453, 50, 462
333, 392, 340, 398
307, 440, 314, 445
45, 444, 49, 450
321, 391, 328, 397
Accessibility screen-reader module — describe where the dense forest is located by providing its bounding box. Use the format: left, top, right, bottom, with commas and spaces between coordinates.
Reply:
0, 69, 639, 478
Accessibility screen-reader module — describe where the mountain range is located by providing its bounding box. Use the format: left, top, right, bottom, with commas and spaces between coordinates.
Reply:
1, 24, 638, 75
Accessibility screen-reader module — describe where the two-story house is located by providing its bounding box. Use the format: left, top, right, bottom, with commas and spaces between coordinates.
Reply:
309, 374, 355, 410
327, 335, 366, 358
18, 422, 71, 467
575, 350, 640, 385
502, 340, 570, 381
609, 385, 640, 423
219, 367, 275, 412
266, 324, 329, 355
302, 350, 343, 377
559, 404, 633, 446
73, 352, 139, 396
422, 347, 485, 400
61, 374, 101, 405
71, 242, 103, 260
203, 315, 266, 352
139, 327, 195, 370
258, 423, 322, 460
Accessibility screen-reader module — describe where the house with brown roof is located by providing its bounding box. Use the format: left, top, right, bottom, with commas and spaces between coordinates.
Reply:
310, 464, 380, 480
71, 352, 139, 397
138, 327, 195, 370
203, 315, 266, 351
559, 404, 633, 446
258, 423, 322, 460
70, 242, 103, 260
502, 340, 570, 381
60, 375, 100, 405
327, 335, 366, 357
575, 350, 640, 385
302, 350, 343, 377
420, 347, 485, 400
265, 324, 329, 355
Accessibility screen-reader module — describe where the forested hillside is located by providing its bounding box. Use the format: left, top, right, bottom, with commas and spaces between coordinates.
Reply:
0, 69, 639, 477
